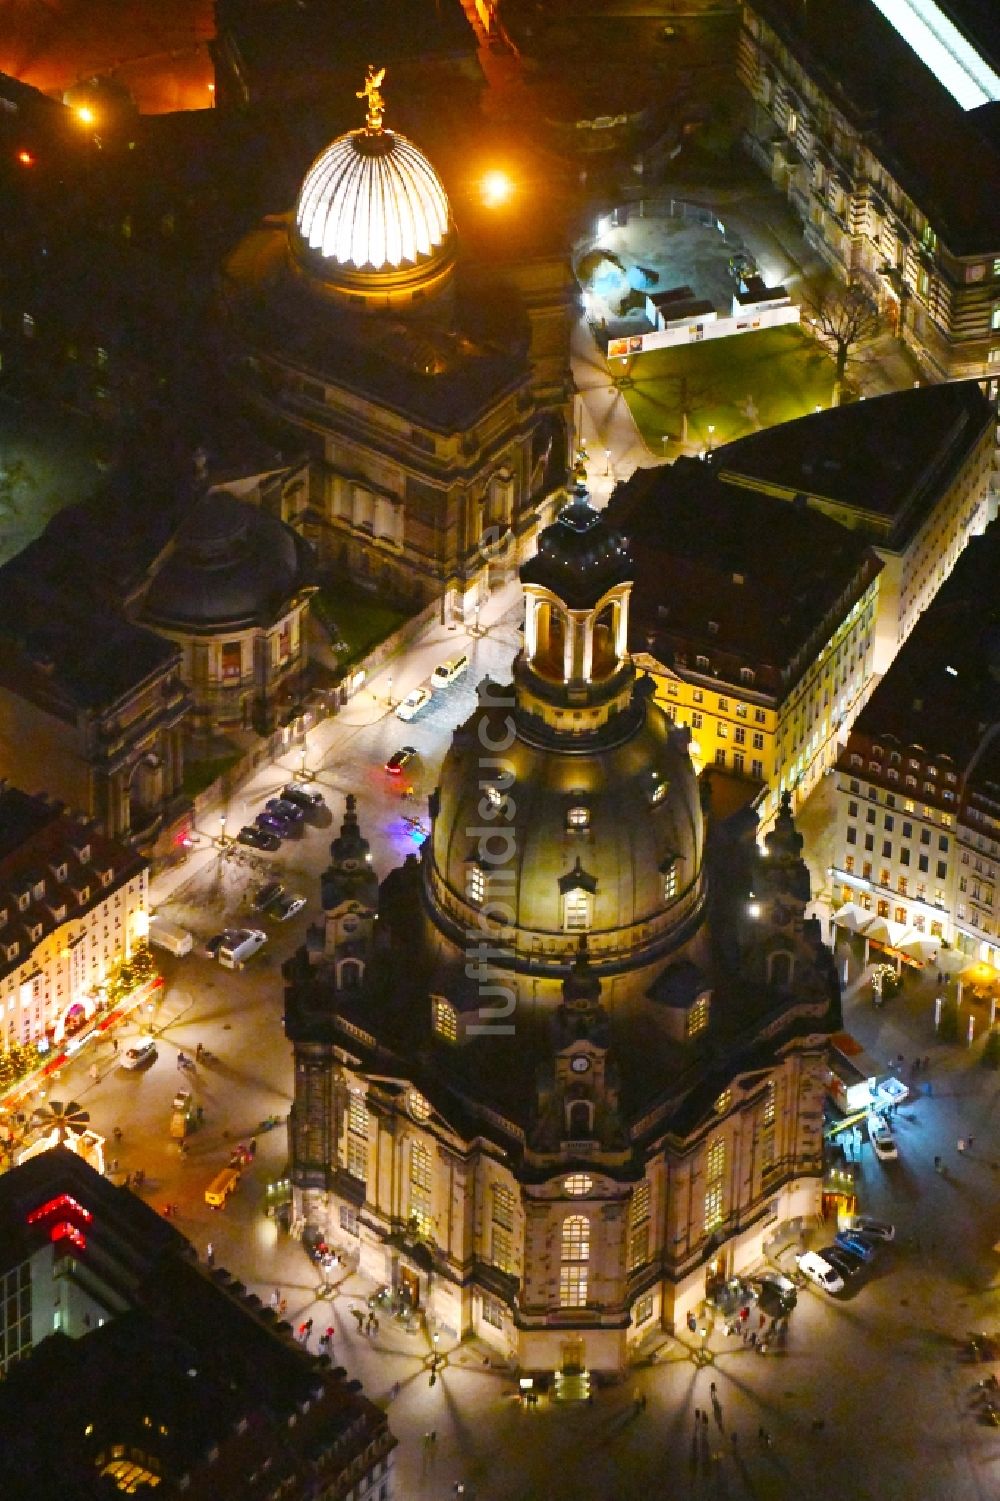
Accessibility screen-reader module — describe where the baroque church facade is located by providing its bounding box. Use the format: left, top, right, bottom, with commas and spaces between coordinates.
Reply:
283, 490, 839, 1378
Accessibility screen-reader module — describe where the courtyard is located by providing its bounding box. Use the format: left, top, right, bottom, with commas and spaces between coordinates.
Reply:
0, 395, 103, 567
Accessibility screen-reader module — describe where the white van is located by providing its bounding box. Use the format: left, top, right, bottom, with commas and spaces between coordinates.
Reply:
218, 928, 267, 969
148, 916, 194, 957
431, 653, 469, 689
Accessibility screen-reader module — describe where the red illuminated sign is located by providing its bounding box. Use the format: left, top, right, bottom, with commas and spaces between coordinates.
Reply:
26, 1193, 93, 1226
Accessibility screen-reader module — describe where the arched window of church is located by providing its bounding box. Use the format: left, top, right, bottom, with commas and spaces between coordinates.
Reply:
661, 857, 679, 901
491, 1183, 516, 1273
338, 957, 364, 989
767, 950, 794, 988
562, 889, 591, 932
431, 996, 458, 1042
704, 1137, 725, 1232
566, 1099, 593, 1138
408, 1140, 432, 1236
628, 1181, 651, 1272
346, 1090, 369, 1184
559, 1214, 590, 1307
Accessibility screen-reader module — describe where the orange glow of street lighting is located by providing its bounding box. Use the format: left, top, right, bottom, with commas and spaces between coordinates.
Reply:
16, 149, 34, 166
76, 106, 95, 126
481, 169, 513, 207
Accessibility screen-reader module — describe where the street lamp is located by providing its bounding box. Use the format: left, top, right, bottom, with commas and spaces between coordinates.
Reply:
219, 814, 227, 846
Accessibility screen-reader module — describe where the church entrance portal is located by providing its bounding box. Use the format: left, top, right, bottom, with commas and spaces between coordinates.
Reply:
399, 1265, 420, 1309
560, 1338, 585, 1374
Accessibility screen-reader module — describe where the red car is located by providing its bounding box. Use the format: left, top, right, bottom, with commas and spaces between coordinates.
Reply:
385, 746, 416, 775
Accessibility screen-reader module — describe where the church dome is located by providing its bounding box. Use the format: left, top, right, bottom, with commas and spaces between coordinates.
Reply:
292, 67, 454, 306
142, 492, 315, 632
424, 692, 704, 984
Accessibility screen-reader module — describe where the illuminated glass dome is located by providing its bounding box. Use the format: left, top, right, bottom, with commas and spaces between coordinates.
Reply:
293, 66, 454, 306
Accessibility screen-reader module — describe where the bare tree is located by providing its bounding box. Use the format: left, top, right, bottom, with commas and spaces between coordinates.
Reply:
808, 284, 883, 397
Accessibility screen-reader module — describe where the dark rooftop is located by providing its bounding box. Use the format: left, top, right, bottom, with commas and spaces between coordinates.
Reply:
213, 0, 478, 101
607, 457, 879, 677
747, 0, 1000, 252
844, 520, 1000, 771
711, 381, 993, 545
223, 224, 531, 430
0, 1149, 393, 1501
0, 549, 179, 714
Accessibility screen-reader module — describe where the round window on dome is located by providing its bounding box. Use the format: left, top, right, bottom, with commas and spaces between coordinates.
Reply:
564, 1173, 593, 1197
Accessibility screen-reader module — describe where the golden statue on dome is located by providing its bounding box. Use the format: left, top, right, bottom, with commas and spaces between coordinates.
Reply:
357, 64, 386, 133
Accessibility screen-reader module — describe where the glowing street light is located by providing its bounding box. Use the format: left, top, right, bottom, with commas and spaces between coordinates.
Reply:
481, 169, 512, 207
75, 106, 96, 126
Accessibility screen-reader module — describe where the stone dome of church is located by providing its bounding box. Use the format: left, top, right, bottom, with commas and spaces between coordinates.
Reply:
142, 492, 315, 632
425, 694, 704, 980
293, 66, 454, 304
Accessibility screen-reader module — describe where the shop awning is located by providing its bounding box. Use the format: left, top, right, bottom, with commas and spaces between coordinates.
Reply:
897, 933, 940, 962
860, 914, 909, 948
832, 901, 869, 933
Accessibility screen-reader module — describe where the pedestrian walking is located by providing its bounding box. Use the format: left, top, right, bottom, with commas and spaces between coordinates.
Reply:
695, 1407, 701, 1424
196, 1105, 204, 1124
248, 1137, 257, 1159
270, 1288, 280, 1310
710, 1382, 717, 1398
922, 1055, 930, 1070
701, 1411, 709, 1427
912, 1057, 920, 1074
750, 1331, 758, 1348
934, 1155, 943, 1172
967, 1135, 975, 1150
278, 1298, 287, 1317
372, 1315, 380, 1335
957, 1138, 966, 1153
89, 1063, 99, 1082
759, 1312, 766, 1329
112, 1038, 119, 1055
391, 1381, 400, 1400
112, 1126, 123, 1143
206, 1242, 214, 1267
177, 1052, 186, 1071
195, 1042, 204, 1061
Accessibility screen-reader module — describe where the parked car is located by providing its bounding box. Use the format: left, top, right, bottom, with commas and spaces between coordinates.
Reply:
205, 931, 236, 958
255, 811, 291, 838
173, 1087, 193, 1112
385, 746, 416, 775
218, 928, 267, 969
395, 686, 432, 722
753, 1270, 797, 1316
265, 797, 304, 825
282, 783, 325, 811
821, 1244, 863, 1280
867, 1112, 898, 1161
252, 880, 285, 914
273, 893, 307, 922
121, 1041, 158, 1071
430, 653, 468, 689
835, 1229, 877, 1263
850, 1214, 895, 1242
238, 824, 281, 851
796, 1250, 845, 1295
